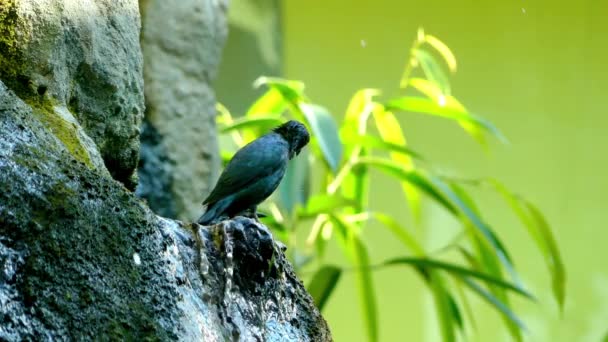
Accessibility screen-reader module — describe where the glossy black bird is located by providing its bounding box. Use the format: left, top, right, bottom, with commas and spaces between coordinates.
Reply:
197, 120, 310, 225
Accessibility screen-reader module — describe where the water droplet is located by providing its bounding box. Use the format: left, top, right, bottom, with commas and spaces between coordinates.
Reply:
522, 7, 526, 14
360, 39, 367, 48
133, 252, 141, 266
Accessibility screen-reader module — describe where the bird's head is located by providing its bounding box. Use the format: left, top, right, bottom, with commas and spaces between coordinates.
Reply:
274, 120, 310, 159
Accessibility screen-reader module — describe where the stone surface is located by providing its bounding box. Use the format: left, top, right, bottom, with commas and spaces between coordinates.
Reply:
0, 0, 144, 188
137, 0, 228, 220
0, 82, 331, 340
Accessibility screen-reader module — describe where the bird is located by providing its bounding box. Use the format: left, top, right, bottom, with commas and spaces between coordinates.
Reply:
197, 120, 310, 225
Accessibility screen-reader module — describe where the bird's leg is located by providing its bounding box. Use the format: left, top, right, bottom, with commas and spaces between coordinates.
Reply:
238, 206, 261, 221
250, 206, 260, 222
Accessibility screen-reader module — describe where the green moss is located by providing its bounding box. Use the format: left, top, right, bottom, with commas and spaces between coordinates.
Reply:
26, 97, 94, 168
0, 0, 28, 92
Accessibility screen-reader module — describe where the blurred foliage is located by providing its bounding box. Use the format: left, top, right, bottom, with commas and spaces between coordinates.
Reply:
216, 29, 565, 342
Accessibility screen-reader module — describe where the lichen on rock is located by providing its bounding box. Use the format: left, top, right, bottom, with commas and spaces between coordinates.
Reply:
0, 0, 144, 188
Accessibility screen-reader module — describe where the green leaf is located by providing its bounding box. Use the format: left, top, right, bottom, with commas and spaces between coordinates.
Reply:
385, 96, 507, 143
413, 48, 451, 95
383, 257, 533, 299
342, 150, 371, 212
299, 103, 343, 172
423, 34, 457, 72
351, 232, 378, 342
327, 215, 376, 341
355, 157, 456, 213
429, 176, 517, 276
372, 108, 421, 220
462, 234, 524, 342
246, 88, 288, 117
307, 265, 342, 311
454, 278, 477, 333
406, 80, 488, 146
298, 194, 354, 218
254, 76, 306, 104
313, 216, 331, 260
447, 293, 464, 330
341, 89, 379, 146
487, 179, 566, 310
220, 116, 284, 134
278, 148, 310, 214
428, 272, 456, 342
371, 212, 425, 256
450, 183, 523, 289
525, 202, 566, 310
409, 77, 444, 101
220, 150, 233, 167
461, 277, 527, 332
353, 135, 425, 161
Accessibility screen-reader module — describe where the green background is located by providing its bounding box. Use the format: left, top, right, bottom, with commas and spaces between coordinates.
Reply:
217, 1, 608, 341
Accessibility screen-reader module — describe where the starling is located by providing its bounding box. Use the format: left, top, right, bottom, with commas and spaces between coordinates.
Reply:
197, 120, 310, 225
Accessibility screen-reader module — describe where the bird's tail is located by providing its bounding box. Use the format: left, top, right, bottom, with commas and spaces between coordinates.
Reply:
197, 197, 231, 225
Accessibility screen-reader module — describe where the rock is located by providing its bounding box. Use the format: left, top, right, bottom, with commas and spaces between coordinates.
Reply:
0, 0, 144, 189
137, 0, 228, 220
0, 82, 331, 340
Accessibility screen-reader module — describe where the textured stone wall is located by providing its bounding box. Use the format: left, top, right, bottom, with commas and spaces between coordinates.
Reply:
137, 0, 228, 220
0, 83, 330, 340
0, 0, 144, 189
0, 0, 331, 340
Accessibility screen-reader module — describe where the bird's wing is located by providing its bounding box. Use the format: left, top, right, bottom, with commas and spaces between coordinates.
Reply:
203, 134, 289, 205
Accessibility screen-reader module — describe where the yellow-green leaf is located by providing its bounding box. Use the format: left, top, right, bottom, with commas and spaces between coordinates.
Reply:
372, 108, 421, 220
413, 48, 451, 95
424, 34, 457, 72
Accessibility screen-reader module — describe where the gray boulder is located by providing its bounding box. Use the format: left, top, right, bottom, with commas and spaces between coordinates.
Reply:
0, 0, 331, 340
0, 82, 331, 340
137, 0, 227, 220
0, 0, 144, 189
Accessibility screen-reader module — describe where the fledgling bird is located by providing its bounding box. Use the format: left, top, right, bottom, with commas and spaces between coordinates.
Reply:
197, 120, 310, 225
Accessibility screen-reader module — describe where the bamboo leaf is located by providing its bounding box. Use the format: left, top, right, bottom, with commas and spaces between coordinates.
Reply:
429, 176, 517, 275
383, 257, 533, 299
524, 202, 566, 310
299, 103, 343, 172
447, 293, 464, 330
342, 149, 371, 212
487, 179, 566, 310
307, 265, 342, 311
246, 88, 288, 117
220, 116, 284, 133
298, 194, 354, 218
371, 212, 425, 256
355, 157, 456, 213
385, 96, 507, 143
429, 272, 456, 342
341, 89, 379, 147
372, 108, 421, 220
413, 48, 451, 95
450, 183, 523, 288
454, 278, 477, 333
405, 81, 488, 146
351, 233, 378, 342
409, 77, 444, 101
330, 215, 377, 342
254, 76, 306, 104
424, 34, 457, 72
462, 278, 527, 332
353, 135, 425, 160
